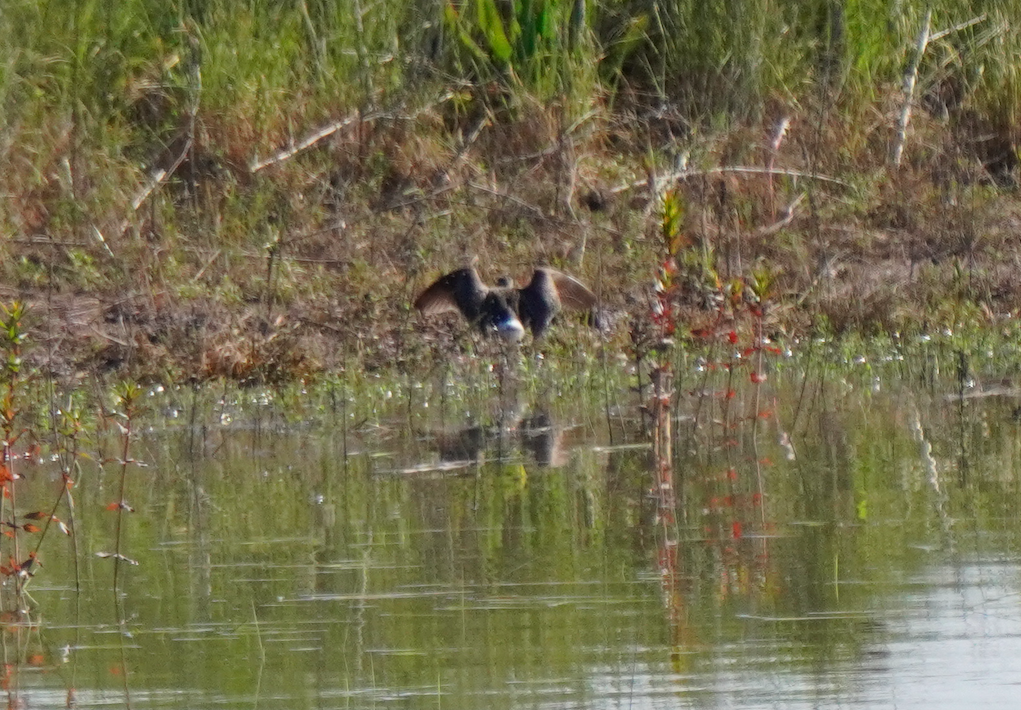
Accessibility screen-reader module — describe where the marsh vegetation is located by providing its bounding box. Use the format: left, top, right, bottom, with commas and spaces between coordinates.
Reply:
3, 1, 1021, 705
0, 321, 1019, 706
2, 0, 1021, 381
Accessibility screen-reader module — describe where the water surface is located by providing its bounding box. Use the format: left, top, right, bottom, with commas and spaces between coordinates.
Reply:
12, 358, 1021, 708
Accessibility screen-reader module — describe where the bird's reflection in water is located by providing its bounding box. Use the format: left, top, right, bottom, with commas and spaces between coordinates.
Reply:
426, 407, 572, 469
516, 412, 569, 468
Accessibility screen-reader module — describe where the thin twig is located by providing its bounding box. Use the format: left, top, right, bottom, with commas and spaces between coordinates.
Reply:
767, 116, 792, 218
136, 139, 193, 213
451, 112, 492, 170
466, 181, 547, 220
751, 193, 805, 237
495, 108, 598, 164
118, 38, 202, 239
191, 248, 223, 283
796, 250, 846, 307
90, 326, 130, 347
9, 236, 92, 248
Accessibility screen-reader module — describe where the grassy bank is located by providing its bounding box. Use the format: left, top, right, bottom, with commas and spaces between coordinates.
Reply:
2, 0, 1021, 384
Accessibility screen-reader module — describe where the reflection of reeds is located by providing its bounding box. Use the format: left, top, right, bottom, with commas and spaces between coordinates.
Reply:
108, 382, 142, 598
0, 302, 27, 607
650, 365, 676, 536
650, 364, 692, 655
651, 366, 673, 496
29, 398, 83, 593
0, 302, 81, 611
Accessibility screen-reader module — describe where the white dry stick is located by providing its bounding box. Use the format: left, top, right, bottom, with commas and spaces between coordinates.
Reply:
609, 165, 852, 194
91, 225, 116, 260
752, 193, 805, 237
929, 13, 987, 42
766, 116, 791, 218
892, 8, 933, 166
249, 93, 454, 173
249, 112, 375, 173
116, 136, 193, 238
769, 116, 791, 155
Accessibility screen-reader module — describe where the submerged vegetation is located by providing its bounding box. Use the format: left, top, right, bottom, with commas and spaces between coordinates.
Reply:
0, 0, 1020, 383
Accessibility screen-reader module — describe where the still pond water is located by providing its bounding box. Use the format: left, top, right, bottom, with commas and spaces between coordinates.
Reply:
10, 349, 1021, 708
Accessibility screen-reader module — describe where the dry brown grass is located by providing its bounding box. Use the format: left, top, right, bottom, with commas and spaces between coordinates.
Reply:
3, 78, 1021, 384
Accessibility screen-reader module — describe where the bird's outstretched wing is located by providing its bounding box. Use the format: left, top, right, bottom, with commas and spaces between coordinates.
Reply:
414, 268, 483, 317
541, 268, 598, 310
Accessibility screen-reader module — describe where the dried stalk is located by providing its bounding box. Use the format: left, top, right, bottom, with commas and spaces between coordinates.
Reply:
929, 13, 987, 42
249, 93, 454, 173
250, 112, 378, 173
891, 8, 932, 166
610, 165, 852, 195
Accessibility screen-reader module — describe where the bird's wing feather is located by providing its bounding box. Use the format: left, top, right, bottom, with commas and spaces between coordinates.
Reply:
542, 269, 598, 310
414, 281, 461, 315
414, 268, 484, 317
